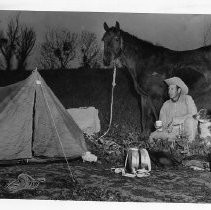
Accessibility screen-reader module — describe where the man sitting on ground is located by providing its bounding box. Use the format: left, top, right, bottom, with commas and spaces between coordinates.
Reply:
149, 77, 198, 144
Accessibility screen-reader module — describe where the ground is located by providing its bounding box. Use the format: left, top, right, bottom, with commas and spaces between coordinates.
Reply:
0, 70, 211, 202
0, 159, 211, 202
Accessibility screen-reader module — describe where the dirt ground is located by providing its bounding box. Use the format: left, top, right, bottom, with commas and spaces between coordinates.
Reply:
0, 159, 211, 202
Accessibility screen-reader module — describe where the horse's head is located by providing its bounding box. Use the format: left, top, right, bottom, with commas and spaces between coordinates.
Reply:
102, 21, 122, 66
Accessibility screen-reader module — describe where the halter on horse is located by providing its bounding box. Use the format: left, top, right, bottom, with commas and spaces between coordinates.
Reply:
102, 22, 149, 96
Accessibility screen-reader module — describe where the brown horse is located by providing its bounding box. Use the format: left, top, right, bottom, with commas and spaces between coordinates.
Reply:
102, 21, 211, 133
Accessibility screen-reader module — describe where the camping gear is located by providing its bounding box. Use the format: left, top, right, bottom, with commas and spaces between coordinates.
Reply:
194, 109, 211, 146
139, 148, 152, 171
182, 159, 210, 171
6, 173, 45, 193
0, 69, 88, 161
112, 167, 150, 178
82, 151, 97, 162
123, 173, 136, 178
67, 107, 100, 136
112, 148, 151, 178
136, 168, 150, 177
125, 148, 140, 174
125, 148, 151, 174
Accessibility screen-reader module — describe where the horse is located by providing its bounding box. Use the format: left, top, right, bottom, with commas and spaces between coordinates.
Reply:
102, 22, 211, 135
102, 21, 211, 134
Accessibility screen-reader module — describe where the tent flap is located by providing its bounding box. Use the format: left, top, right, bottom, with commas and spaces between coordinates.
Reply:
0, 76, 35, 160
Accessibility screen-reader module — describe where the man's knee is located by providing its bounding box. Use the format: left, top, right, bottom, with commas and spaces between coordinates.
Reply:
184, 116, 198, 129
149, 131, 157, 142
184, 116, 198, 141
149, 130, 170, 142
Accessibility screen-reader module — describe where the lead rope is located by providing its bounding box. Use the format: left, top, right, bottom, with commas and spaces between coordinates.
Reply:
36, 70, 77, 183
98, 63, 117, 141
6, 173, 45, 193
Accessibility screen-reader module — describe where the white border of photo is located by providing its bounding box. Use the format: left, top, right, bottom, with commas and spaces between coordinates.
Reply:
1, 1, 211, 210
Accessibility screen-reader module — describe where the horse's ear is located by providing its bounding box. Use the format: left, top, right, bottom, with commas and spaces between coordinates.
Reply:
104, 22, 109, 31
115, 21, 120, 30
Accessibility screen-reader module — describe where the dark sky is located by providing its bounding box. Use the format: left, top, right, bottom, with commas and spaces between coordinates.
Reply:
1, 6, 211, 68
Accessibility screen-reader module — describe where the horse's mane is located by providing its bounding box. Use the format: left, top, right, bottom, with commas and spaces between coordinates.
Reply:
118, 27, 211, 53
120, 29, 171, 53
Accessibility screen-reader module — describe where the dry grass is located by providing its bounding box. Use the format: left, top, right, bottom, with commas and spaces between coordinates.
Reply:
0, 69, 211, 201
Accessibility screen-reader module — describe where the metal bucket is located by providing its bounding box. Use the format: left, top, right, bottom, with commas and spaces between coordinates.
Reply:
125, 148, 140, 174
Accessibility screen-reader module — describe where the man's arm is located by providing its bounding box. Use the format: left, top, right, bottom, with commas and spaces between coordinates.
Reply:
186, 95, 197, 116
159, 102, 168, 128
172, 95, 197, 125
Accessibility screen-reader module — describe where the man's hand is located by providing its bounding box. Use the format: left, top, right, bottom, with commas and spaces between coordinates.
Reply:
166, 121, 173, 133
172, 116, 185, 126
167, 125, 173, 133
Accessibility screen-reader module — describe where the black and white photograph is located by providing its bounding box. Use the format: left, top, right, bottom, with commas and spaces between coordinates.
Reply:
0, 0, 211, 208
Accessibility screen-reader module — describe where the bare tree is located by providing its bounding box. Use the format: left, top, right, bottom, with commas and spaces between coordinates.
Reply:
0, 15, 20, 70
39, 42, 59, 69
0, 30, 5, 69
202, 19, 211, 46
0, 14, 36, 71
79, 31, 101, 68
16, 25, 36, 71
39, 28, 78, 69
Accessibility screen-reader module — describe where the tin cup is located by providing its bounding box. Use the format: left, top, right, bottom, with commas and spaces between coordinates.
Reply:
155, 120, 163, 131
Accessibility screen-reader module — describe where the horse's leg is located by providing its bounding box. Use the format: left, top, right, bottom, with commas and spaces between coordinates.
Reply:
140, 95, 149, 134
126, 67, 158, 134
141, 96, 158, 135
128, 69, 158, 121
148, 97, 158, 121
137, 95, 144, 132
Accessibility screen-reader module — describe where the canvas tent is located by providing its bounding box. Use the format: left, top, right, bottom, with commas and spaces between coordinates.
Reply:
0, 69, 88, 161
67, 107, 101, 136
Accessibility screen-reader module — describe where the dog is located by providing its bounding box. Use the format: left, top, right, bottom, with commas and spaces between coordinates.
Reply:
193, 109, 211, 147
